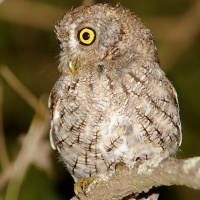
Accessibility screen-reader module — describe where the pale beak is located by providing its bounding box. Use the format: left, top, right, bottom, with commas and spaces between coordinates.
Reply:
68, 61, 76, 74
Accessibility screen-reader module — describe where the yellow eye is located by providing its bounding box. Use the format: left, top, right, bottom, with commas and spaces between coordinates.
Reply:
79, 28, 96, 45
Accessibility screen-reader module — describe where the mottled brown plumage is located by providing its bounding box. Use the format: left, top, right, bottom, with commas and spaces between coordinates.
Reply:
49, 3, 182, 199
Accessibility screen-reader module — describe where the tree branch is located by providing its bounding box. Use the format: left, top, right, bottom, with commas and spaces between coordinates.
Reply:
71, 157, 200, 200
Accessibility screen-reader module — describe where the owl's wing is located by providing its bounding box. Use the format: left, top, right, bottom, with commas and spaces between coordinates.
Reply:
166, 78, 182, 146
48, 88, 59, 150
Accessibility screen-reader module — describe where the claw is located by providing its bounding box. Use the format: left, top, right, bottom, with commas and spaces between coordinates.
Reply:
115, 161, 126, 171
115, 161, 128, 171
74, 176, 97, 197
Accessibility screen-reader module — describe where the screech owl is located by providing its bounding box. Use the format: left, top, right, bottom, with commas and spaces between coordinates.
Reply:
49, 3, 182, 200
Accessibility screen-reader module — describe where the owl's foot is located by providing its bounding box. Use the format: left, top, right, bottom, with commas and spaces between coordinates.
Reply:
74, 176, 97, 198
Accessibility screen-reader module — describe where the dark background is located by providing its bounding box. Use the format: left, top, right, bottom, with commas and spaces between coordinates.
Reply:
0, 0, 200, 199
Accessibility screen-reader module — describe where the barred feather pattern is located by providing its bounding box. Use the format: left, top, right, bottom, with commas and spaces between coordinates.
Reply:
49, 3, 182, 199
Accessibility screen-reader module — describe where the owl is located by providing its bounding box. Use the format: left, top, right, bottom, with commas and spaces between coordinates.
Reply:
49, 3, 182, 200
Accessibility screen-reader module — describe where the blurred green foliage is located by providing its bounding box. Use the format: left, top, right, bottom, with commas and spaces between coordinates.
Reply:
0, 0, 200, 199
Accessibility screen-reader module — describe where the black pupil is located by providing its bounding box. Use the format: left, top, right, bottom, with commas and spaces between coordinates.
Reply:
83, 32, 90, 40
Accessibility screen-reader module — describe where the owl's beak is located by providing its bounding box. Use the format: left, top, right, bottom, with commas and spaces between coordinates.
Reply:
68, 60, 80, 75
68, 61, 76, 74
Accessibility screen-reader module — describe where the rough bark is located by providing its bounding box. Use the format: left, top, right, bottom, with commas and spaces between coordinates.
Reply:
71, 157, 200, 200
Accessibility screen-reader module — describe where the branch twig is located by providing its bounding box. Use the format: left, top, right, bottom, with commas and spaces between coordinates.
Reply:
147, 0, 200, 68
0, 65, 48, 113
71, 157, 200, 200
4, 105, 49, 200
0, 0, 64, 30
0, 81, 10, 169
0, 65, 50, 194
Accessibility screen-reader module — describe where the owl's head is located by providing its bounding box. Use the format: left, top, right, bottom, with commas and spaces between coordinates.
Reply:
56, 3, 158, 75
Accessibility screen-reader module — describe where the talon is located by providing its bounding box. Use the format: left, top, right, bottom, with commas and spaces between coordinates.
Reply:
115, 161, 125, 170
74, 176, 97, 197
115, 161, 128, 171
136, 157, 142, 162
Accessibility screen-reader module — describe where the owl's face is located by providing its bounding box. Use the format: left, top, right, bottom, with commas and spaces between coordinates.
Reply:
56, 3, 157, 74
